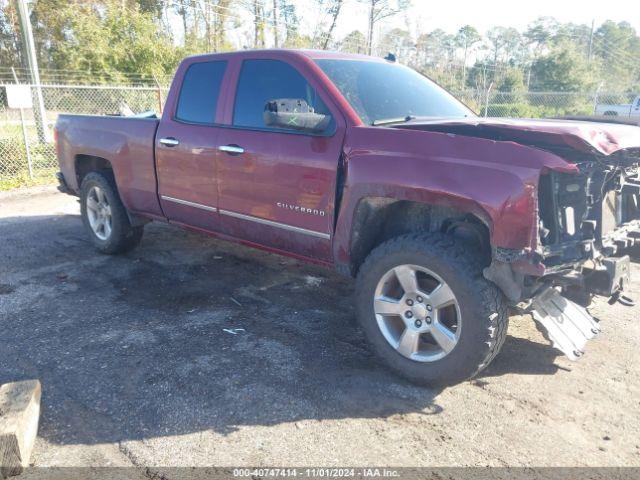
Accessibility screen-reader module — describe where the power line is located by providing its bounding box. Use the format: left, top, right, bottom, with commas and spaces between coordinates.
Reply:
2, 0, 638, 88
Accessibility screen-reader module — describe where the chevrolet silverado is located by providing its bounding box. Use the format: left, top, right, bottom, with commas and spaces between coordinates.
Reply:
55, 49, 640, 385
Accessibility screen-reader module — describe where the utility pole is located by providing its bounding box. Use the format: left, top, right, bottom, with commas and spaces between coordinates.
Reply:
588, 19, 595, 61
272, 0, 279, 48
16, 0, 49, 143
366, 1, 374, 56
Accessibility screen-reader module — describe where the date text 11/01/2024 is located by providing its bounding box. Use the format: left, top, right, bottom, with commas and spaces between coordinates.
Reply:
232, 468, 400, 477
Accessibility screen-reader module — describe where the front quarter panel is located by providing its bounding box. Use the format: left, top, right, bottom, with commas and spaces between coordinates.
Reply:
333, 126, 577, 269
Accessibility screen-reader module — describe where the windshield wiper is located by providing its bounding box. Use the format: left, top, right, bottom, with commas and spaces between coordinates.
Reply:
371, 115, 416, 126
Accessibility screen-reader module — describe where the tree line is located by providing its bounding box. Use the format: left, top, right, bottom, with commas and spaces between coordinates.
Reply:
0, 0, 639, 95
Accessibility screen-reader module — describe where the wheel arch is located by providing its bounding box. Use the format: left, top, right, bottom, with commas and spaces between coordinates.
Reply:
76, 158, 149, 227
339, 196, 493, 277
75, 154, 114, 187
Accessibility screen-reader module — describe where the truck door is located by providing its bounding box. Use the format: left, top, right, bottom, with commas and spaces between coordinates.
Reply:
156, 60, 228, 230
216, 58, 346, 262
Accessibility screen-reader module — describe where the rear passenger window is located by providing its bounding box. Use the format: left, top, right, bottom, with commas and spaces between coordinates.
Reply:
175, 61, 227, 124
233, 59, 332, 131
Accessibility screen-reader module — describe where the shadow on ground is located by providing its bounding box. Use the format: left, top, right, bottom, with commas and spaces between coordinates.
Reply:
0, 214, 562, 446
481, 336, 564, 378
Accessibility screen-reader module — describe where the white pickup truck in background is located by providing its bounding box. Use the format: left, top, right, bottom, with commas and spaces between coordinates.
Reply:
596, 95, 640, 118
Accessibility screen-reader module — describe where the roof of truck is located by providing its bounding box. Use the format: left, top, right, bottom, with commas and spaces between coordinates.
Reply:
184, 48, 386, 63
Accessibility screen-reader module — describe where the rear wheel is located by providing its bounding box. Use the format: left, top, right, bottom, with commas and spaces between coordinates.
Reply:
355, 233, 508, 386
80, 171, 143, 254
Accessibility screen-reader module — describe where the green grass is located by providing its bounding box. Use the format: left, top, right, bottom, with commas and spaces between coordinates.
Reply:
1, 121, 58, 191
0, 169, 57, 191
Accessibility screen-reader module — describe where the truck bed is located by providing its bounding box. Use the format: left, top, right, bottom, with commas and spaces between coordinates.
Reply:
55, 114, 163, 217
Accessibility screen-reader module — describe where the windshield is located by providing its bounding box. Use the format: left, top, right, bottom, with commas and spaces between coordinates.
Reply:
315, 59, 475, 125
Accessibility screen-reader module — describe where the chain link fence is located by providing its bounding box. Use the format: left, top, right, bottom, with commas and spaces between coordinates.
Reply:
0, 83, 637, 189
0, 83, 167, 189
453, 90, 639, 118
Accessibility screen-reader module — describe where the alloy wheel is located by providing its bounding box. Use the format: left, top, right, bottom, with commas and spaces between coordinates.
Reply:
373, 264, 461, 362
86, 185, 112, 241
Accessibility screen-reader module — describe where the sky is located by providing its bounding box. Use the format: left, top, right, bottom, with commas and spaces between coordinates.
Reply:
321, 0, 640, 38
200, 0, 640, 51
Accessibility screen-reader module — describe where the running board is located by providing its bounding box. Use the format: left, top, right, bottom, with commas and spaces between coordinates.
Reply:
531, 287, 601, 361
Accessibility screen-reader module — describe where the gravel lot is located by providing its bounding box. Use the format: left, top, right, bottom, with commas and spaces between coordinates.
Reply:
1, 186, 639, 475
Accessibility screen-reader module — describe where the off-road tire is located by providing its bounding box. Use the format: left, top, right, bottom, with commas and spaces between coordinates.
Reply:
80, 171, 143, 254
355, 232, 508, 386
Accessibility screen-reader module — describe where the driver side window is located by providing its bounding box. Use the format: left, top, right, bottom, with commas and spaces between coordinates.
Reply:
233, 59, 332, 132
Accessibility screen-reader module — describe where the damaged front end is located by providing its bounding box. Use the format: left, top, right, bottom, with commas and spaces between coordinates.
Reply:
394, 117, 640, 360
535, 148, 639, 298
487, 147, 640, 360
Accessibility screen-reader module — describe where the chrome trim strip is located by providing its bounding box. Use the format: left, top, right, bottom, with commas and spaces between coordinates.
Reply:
160, 195, 217, 212
219, 209, 330, 240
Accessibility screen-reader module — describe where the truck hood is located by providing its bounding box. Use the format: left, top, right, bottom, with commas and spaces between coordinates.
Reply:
394, 117, 640, 156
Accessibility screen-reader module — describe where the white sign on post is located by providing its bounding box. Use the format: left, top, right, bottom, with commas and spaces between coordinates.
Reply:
6, 85, 33, 109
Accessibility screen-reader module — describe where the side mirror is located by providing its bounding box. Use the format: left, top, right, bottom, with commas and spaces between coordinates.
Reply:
263, 98, 331, 133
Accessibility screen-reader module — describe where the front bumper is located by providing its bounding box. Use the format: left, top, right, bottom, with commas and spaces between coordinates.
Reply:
582, 255, 631, 296
531, 254, 632, 305
487, 249, 633, 305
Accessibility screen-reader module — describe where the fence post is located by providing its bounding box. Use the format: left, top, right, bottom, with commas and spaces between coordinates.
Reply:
484, 82, 494, 118
16, 0, 50, 144
18, 108, 34, 180
153, 75, 163, 115
11, 68, 33, 179
592, 82, 604, 114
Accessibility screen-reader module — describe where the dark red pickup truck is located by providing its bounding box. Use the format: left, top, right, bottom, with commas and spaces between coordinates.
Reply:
55, 49, 640, 385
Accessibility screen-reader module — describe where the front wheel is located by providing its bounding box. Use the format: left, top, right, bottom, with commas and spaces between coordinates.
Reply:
80, 171, 143, 254
355, 233, 508, 386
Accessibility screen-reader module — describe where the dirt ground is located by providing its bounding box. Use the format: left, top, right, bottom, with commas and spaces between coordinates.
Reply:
1, 186, 639, 475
